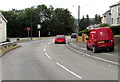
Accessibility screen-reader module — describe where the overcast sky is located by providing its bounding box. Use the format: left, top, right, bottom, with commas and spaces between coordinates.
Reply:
0, 0, 119, 18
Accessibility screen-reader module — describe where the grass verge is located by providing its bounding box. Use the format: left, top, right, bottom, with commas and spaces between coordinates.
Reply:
0, 45, 21, 57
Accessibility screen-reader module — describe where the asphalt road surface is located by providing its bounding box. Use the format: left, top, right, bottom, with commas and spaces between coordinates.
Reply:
1, 37, 118, 80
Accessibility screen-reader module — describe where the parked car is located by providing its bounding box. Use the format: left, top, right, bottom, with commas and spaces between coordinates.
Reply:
71, 33, 77, 38
86, 27, 114, 53
54, 35, 66, 44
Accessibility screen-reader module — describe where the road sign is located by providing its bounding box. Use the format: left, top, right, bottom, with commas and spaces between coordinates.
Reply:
37, 24, 41, 29
26, 27, 30, 31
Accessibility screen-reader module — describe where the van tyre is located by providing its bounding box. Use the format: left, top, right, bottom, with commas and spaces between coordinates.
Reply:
109, 47, 114, 52
93, 46, 97, 53
86, 44, 90, 50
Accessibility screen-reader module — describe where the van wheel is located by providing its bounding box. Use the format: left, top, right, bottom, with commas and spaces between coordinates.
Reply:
109, 47, 114, 51
86, 44, 90, 50
55, 42, 57, 44
93, 46, 97, 53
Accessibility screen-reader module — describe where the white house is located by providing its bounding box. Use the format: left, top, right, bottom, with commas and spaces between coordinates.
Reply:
0, 13, 7, 43
102, 10, 111, 25
110, 2, 120, 26
102, 2, 120, 26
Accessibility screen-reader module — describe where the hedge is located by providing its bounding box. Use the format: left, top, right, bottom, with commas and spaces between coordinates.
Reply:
110, 26, 120, 35
78, 29, 90, 36
78, 26, 120, 36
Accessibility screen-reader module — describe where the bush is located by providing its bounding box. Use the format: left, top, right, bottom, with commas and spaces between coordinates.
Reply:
110, 26, 120, 35
78, 29, 90, 36
100, 23, 109, 27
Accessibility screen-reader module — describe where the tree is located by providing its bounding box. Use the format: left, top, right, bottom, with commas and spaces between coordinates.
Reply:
2, 10, 18, 37
51, 8, 76, 35
94, 14, 101, 24
2, 4, 76, 37
79, 15, 91, 31
86, 14, 90, 27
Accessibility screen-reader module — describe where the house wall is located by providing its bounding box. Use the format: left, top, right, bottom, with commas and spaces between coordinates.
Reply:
0, 14, 7, 42
110, 4, 120, 26
103, 11, 111, 25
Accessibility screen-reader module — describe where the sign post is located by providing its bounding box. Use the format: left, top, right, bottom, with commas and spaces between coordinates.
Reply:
26, 27, 30, 38
37, 24, 41, 38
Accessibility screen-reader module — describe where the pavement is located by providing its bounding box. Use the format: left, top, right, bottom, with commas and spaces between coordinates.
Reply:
67, 38, 119, 65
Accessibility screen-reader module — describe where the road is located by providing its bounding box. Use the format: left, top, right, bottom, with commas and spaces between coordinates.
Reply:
1, 37, 118, 80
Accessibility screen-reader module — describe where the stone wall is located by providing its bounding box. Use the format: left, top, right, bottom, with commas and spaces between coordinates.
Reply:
114, 37, 120, 48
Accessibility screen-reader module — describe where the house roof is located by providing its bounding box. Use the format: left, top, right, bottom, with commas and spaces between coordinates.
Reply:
110, 3, 120, 8
103, 10, 110, 15
0, 13, 8, 23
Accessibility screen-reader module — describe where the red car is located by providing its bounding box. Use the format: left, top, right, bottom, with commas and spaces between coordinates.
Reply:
54, 35, 66, 44
86, 27, 114, 53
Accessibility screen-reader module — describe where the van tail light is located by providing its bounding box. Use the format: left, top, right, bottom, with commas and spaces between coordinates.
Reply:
111, 40, 113, 42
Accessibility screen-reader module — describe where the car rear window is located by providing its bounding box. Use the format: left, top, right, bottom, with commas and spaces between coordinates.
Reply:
56, 36, 65, 38
72, 33, 77, 35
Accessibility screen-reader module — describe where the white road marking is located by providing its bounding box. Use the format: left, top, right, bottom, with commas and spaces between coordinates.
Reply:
45, 53, 51, 59
90, 55, 118, 65
80, 48, 87, 50
66, 44, 91, 56
44, 48, 46, 51
56, 62, 82, 79
48, 42, 51, 44
102, 53, 113, 56
66, 44, 119, 65
45, 45, 47, 47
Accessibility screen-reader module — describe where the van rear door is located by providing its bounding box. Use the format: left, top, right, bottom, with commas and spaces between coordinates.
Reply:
88, 31, 96, 48
96, 27, 113, 41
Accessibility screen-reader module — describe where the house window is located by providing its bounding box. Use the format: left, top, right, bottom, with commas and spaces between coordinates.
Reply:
118, 7, 120, 13
111, 18, 114, 24
111, 9, 114, 14
0, 18, 2, 23
117, 18, 120, 24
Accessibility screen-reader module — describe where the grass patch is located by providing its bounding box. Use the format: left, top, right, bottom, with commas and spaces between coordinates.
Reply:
0, 45, 21, 56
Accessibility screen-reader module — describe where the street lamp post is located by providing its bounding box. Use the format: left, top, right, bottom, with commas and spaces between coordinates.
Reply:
78, 6, 80, 33
73, 5, 80, 32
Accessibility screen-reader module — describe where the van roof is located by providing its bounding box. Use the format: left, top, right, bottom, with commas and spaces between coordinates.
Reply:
90, 27, 110, 31
90, 27, 113, 40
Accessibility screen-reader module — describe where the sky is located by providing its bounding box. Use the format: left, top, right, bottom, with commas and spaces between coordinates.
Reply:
0, 0, 120, 18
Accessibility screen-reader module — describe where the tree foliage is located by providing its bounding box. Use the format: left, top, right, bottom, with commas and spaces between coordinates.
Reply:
2, 5, 76, 37
79, 14, 101, 31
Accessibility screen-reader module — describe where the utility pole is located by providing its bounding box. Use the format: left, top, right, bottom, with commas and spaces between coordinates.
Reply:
78, 6, 80, 32
30, 9, 33, 40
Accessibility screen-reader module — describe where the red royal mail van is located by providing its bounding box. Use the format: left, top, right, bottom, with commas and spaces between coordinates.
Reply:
86, 27, 114, 53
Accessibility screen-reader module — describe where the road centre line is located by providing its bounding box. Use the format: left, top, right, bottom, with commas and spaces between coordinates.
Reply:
56, 62, 82, 79
66, 44, 118, 65
45, 45, 47, 47
44, 48, 46, 51
45, 53, 52, 59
